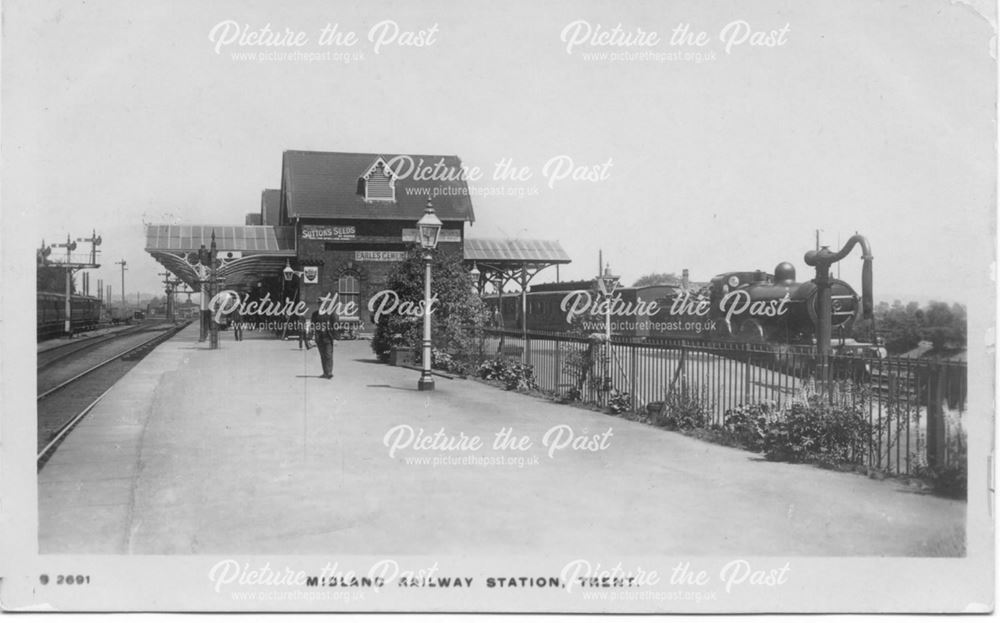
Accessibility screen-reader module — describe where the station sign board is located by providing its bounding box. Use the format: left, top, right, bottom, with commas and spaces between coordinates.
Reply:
355, 251, 406, 262
302, 225, 356, 241
402, 229, 461, 243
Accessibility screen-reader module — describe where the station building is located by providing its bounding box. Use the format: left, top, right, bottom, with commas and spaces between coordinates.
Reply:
146, 150, 570, 334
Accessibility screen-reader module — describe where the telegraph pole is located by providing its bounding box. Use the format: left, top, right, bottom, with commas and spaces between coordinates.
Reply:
115, 259, 128, 320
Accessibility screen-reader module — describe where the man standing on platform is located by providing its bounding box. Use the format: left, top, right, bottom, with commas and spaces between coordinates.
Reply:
231, 305, 243, 342
309, 296, 338, 379
297, 316, 310, 350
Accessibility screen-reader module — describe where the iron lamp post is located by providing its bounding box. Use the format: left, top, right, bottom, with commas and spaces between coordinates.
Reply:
281, 259, 306, 341
469, 262, 481, 294
208, 232, 220, 350
597, 262, 620, 342
416, 199, 443, 391
597, 262, 620, 397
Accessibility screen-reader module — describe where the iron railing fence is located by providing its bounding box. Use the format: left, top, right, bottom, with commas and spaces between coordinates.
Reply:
477, 328, 966, 475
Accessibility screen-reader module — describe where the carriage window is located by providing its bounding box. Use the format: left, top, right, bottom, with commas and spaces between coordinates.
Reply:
338, 274, 360, 317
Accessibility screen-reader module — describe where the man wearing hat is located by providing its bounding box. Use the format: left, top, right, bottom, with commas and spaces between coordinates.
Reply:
308, 297, 338, 379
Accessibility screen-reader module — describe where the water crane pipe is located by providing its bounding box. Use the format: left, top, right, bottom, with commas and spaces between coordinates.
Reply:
804, 234, 873, 385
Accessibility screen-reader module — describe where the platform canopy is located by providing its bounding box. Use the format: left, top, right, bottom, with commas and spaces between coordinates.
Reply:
464, 238, 571, 291
463, 238, 571, 341
145, 224, 296, 291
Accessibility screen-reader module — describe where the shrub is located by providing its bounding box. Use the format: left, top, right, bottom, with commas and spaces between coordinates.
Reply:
372, 245, 488, 363
560, 385, 582, 403
928, 465, 967, 499
607, 389, 631, 414
430, 348, 459, 375
648, 384, 709, 430
560, 340, 599, 397
477, 358, 537, 392
760, 396, 870, 465
720, 402, 775, 452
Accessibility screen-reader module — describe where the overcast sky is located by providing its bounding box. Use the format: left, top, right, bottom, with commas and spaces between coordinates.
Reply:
4, 0, 995, 308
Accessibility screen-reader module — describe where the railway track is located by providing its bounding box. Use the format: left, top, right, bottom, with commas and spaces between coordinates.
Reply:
36, 321, 191, 469
36, 323, 158, 370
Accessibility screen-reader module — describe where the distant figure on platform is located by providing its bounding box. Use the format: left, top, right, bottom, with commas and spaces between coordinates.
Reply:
309, 299, 338, 379
297, 317, 310, 350
231, 306, 243, 341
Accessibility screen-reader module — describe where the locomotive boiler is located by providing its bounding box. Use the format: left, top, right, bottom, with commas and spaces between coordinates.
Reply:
488, 259, 867, 346
697, 261, 861, 344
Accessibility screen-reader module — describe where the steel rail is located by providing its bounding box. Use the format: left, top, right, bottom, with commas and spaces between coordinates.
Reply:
36, 322, 191, 467
36, 324, 152, 370
37, 385, 115, 466
37, 323, 187, 400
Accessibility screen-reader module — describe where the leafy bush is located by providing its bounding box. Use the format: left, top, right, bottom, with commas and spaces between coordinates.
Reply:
477, 358, 537, 391
372, 245, 488, 363
607, 389, 631, 414
560, 341, 599, 396
647, 384, 709, 430
560, 385, 582, 403
559, 338, 634, 412
430, 348, 460, 375
760, 396, 870, 465
720, 402, 776, 452
921, 465, 967, 499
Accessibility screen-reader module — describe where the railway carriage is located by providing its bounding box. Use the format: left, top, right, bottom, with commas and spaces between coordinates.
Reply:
37, 292, 102, 340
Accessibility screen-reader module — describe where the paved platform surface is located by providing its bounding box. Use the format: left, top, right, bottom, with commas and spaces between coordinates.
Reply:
39, 325, 965, 555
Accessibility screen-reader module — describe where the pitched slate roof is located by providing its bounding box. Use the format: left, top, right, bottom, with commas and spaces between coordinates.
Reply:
281, 150, 476, 222
261, 189, 281, 225
463, 238, 571, 264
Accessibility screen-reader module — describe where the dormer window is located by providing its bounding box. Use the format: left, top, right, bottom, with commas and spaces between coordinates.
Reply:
359, 157, 397, 202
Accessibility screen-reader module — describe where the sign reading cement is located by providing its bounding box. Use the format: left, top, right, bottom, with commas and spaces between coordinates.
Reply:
355, 250, 406, 262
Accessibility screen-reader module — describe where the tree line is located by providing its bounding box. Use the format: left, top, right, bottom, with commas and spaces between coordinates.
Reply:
851, 300, 966, 355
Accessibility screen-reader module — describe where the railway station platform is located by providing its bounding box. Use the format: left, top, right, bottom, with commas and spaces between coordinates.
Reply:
38, 324, 966, 556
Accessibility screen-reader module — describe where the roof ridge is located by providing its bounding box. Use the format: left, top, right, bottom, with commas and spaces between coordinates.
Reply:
466, 237, 564, 243
282, 149, 461, 159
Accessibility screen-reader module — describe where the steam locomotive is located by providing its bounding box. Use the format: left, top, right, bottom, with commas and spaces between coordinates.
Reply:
37, 291, 102, 340
488, 261, 863, 345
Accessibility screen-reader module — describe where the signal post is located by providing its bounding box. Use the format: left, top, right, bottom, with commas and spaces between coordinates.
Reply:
39, 231, 102, 338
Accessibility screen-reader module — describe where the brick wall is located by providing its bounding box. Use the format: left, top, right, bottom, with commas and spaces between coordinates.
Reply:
294, 219, 465, 331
